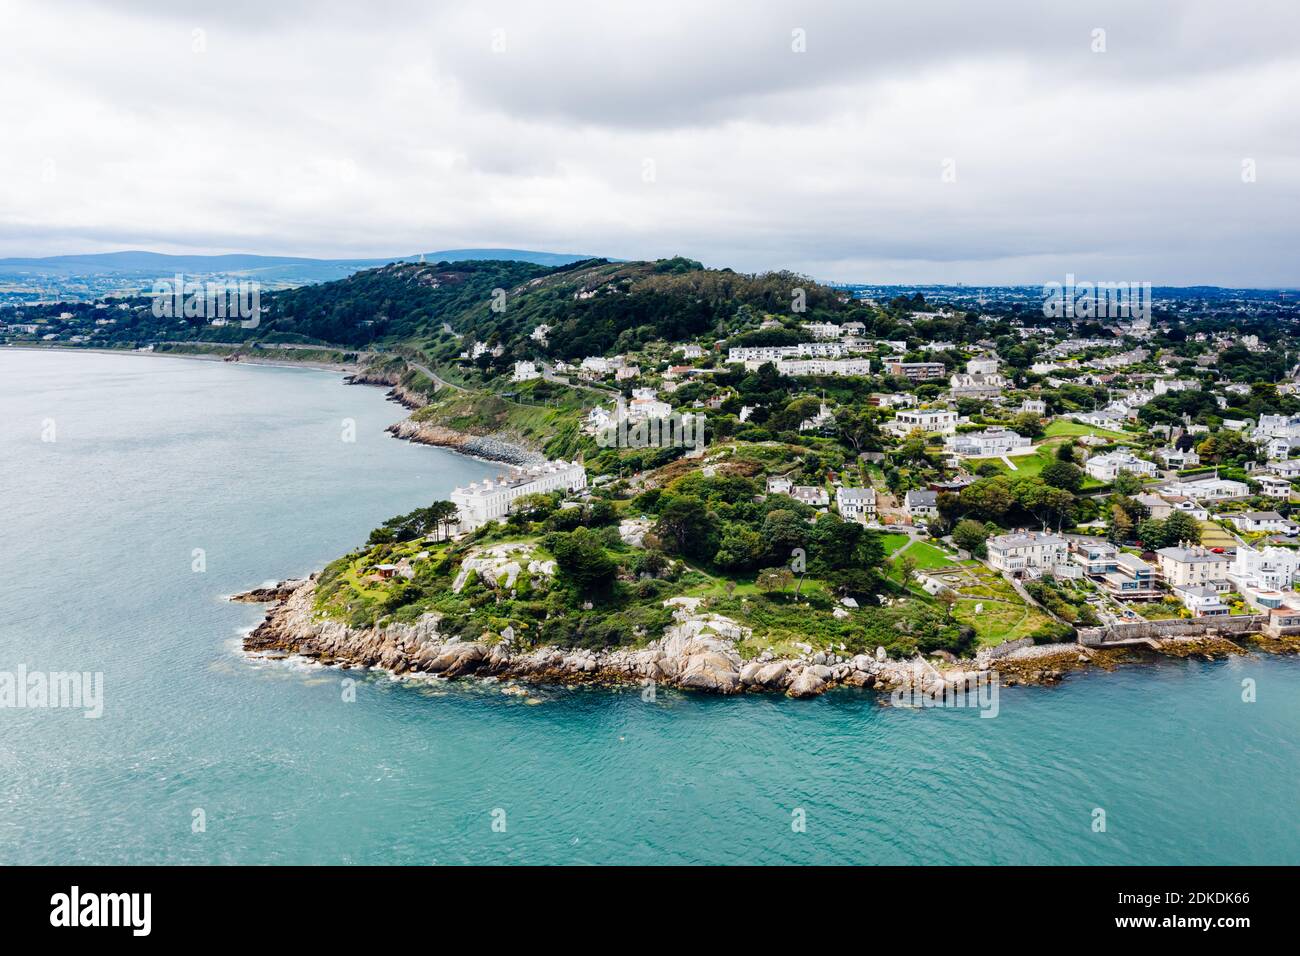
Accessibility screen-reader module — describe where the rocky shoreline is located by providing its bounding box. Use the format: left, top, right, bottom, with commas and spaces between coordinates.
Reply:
384, 418, 544, 466
345, 365, 543, 466
236, 578, 1269, 700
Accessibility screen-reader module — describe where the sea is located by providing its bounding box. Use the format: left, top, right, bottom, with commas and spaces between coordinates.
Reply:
1, 349, 1297, 865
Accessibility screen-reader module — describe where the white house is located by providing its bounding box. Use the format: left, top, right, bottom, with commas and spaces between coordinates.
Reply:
1085, 451, 1158, 482
835, 486, 877, 522
1256, 475, 1293, 499
1230, 544, 1300, 591
1160, 474, 1250, 501
1156, 446, 1200, 470
1020, 399, 1047, 415
1230, 511, 1297, 534
945, 428, 1031, 458
512, 360, 541, 382
986, 531, 1070, 576
886, 408, 960, 437
766, 475, 793, 496
1172, 584, 1229, 617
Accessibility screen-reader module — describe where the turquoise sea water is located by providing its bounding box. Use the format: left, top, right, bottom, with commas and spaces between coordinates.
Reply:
1, 349, 1297, 865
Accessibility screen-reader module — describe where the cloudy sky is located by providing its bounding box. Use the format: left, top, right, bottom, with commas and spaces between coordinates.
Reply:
1, 0, 1297, 284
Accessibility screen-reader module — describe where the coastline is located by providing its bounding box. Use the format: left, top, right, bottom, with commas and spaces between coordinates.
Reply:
0, 343, 364, 374
235, 577, 1288, 700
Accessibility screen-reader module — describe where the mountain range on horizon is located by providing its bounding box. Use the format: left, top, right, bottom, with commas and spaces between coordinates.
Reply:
0, 248, 600, 285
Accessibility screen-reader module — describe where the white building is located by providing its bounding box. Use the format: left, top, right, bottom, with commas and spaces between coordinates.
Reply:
1159, 474, 1250, 501
765, 475, 793, 495
945, 428, 1031, 458
1084, 451, 1158, 482
949, 356, 1007, 399
835, 486, 877, 522
450, 460, 588, 530
987, 531, 1070, 576
1156, 446, 1199, 470
1230, 511, 1297, 534
1230, 544, 1300, 592
1256, 475, 1293, 499
775, 357, 873, 378
512, 360, 541, 382
1020, 399, 1047, 415
885, 408, 960, 437
801, 321, 843, 340
1172, 584, 1229, 617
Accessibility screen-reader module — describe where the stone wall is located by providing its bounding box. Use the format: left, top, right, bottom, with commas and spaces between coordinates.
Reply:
1078, 615, 1264, 645
985, 637, 1035, 659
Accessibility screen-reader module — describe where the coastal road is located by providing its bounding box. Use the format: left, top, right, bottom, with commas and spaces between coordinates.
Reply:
408, 359, 466, 393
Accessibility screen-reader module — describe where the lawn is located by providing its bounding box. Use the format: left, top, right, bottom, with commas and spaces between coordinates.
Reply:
880, 533, 912, 556
1044, 419, 1134, 442
967, 441, 1106, 487
896, 538, 956, 570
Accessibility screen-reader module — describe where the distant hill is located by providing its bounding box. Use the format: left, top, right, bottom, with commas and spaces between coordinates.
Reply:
258, 255, 851, 355
0, 248, 599, 286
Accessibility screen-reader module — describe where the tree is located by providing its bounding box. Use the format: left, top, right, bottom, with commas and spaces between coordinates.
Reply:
654, 495, 716, 560
952, 518, 991, 557
959, 476, 1015, 522
713, 524, 766, 571
761, 509, 809, 562
1056, 440, 1077, 463
1040, 460, 1084, 494
545, 528, 617, 596
1163, 510, 1202, 546
1108, 504, 1134, 544
756, 567, 794, 594
1112, 471, 1144, 496
897, 554, 918, 584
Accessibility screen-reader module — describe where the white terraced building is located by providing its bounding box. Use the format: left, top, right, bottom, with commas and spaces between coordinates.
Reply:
450, 460, 588, 530
775, 357, 873, 377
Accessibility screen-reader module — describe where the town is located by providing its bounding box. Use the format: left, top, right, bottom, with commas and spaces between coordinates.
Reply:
9, 257, 1300, 667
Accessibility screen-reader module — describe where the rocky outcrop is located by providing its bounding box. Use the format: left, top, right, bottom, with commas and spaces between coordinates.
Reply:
385, 419, 542, 466
240, 579, 1284, 701
231, 580, 307, 603
240, 579, 928, 699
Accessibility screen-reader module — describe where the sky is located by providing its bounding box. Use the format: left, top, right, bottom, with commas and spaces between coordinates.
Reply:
1, 0, 1297, 285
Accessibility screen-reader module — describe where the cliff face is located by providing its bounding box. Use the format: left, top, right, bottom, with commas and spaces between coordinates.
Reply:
239, 579, 1030, 698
